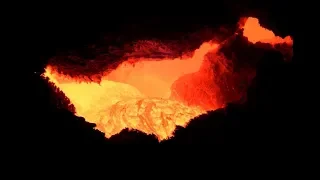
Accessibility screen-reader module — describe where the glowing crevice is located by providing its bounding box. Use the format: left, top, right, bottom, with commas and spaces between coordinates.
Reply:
43, 17, 293, 141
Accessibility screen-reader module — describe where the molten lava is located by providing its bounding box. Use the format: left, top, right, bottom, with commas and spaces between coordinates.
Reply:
44, 42, 217, 140
242, 17, 293, 45
43, 17, 293, 141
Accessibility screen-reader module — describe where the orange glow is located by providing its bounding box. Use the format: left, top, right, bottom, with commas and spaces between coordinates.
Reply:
242, 17, 293, 45
42, 17, 293, 141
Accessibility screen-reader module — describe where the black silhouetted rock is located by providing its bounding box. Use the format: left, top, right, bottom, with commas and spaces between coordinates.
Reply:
107, 129, 158, 144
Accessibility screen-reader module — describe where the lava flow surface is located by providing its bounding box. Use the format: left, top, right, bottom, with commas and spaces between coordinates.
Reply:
42, 17, 293, 141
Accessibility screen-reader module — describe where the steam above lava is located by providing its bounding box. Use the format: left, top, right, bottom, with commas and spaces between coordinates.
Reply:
42, 17, 293, 141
